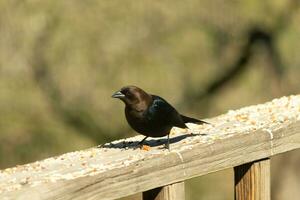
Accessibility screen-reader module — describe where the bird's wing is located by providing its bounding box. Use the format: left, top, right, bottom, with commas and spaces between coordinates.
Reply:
148, 95, 187, 128
147, 96, 174, 118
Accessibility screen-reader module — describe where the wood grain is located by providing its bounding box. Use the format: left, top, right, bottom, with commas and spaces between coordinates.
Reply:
0, 95, 300, 200
143, 182, 185, 200
234, 159, 270, 200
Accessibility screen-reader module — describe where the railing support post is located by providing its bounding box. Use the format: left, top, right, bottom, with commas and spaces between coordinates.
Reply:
234, 158, 270, 200
143, 182, 185, 200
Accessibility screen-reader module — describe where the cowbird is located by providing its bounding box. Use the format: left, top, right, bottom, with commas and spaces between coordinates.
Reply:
112, 86, 208, 149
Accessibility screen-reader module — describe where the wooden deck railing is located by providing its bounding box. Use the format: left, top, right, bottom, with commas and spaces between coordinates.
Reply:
1, 95, 300, 200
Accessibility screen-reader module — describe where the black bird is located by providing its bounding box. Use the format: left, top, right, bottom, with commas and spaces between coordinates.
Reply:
112, 86, 208, 149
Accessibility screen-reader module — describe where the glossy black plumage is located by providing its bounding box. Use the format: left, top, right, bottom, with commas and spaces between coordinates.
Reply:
112, 86, 208, 149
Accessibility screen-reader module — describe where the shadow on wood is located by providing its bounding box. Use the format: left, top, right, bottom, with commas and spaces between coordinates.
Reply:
234, 158, 270, 200
143, 182, 185, 200
100, 133, 205, 149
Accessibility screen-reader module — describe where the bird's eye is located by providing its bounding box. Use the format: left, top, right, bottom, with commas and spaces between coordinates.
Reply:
120, 88, 135, 100
126, 92, 133, 98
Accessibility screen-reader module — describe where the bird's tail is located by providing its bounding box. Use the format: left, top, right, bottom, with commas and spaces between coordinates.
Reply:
180, 114, 209, 124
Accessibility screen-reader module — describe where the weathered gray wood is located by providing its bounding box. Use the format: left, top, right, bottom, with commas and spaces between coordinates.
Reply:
234, 158, 270, 200
143, 182, 185, 200
0, 95, 300, 200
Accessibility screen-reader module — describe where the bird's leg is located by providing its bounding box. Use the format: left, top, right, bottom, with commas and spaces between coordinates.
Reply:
138, 136, 148, 146
165, 134, 170, 150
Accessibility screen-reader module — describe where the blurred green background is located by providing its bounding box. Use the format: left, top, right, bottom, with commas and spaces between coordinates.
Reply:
0, 0, 300, 199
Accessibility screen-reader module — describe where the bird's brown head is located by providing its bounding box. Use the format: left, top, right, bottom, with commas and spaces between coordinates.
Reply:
112, 86, 152, 111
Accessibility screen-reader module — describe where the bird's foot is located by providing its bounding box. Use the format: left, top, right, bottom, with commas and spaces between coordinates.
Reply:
136, 136, 148, 149
133, 143, 142, 150
158, 144, 170, 151
165, 143, 170, 150
133, 141, 148, 150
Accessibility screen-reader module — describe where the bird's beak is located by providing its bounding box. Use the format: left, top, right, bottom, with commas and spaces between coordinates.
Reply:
112, 91, 125, 99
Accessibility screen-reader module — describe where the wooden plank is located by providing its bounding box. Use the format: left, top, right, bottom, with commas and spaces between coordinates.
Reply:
143, 182, 185, 200
1, 95, 300, 200
234, 158, 270, 200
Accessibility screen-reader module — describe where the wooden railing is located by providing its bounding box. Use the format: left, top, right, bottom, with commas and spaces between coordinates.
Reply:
1, 95, 300, 200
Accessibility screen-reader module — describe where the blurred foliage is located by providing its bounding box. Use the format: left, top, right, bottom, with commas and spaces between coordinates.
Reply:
0, 0, 300, 199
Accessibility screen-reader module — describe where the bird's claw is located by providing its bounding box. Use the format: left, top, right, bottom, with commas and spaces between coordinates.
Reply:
133, 141, 147, 150
165, 144, 170, 150
133, 144, 142, 150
